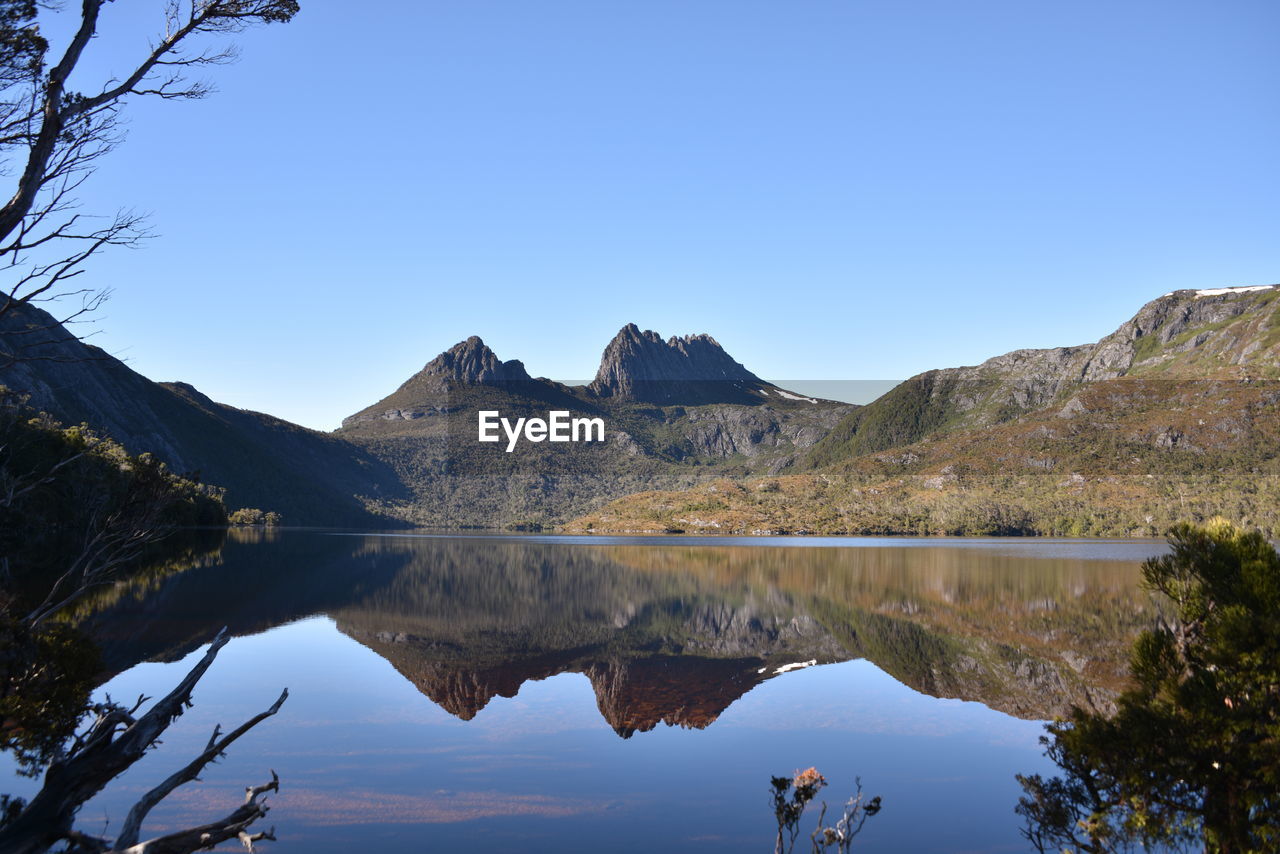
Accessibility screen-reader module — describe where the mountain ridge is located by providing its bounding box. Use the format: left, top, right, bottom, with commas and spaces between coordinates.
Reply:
569, 285, 1280, 536
804, 284, 1280, 467
9, 284, 1277, 533
1, 305, 853, 527
333, 324, 853, 526
0, 300, 405, 525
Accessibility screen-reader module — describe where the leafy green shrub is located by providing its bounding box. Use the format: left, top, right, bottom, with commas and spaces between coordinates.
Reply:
227, 507, 283, 526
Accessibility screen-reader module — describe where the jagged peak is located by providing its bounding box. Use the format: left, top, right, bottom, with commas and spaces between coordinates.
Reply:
589, 324, 763, 404
415, 335, 532, 387
670, 331, 720, 346
602, 324, 727, 350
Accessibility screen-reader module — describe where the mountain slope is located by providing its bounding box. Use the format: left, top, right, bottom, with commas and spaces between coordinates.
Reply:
339, 327, 855, 526
806, 285, 1280, 467
1, 305, 855, 528
570, 286, 1280, 536
0, 300, 404, 525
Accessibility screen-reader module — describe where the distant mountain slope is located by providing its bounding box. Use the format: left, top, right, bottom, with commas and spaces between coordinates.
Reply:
0, 304, 854, 528
339, 327, 855, 526
570, 286, 1280, 536
805, 285, 1280, 467
0, 300, 404, 525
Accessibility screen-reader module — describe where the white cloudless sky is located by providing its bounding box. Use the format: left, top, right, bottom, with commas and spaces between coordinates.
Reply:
32, 0, 1280, 429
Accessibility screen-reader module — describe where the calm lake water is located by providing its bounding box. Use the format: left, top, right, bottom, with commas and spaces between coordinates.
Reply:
5, 533, 1170, 852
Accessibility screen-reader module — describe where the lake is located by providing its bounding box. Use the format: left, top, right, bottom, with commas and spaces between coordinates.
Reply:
3, 532, 1169, 852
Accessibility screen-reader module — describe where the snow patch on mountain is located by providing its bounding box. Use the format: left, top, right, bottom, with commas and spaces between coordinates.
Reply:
1161, 284, 1276, 298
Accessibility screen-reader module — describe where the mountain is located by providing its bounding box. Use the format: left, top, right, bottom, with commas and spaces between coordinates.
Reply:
570, 286, 1280, 536
345, 326, 833, 428
338, 326, 855, 526
0, 300, 404, 525
1, 304, 853, 528
806, 285, 1280, 466
587, 323, 771, 405
413, 334, 535, 387
343, 335, 581, 428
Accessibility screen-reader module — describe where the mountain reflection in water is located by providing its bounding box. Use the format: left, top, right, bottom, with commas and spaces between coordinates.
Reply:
75, 531, 1162, 731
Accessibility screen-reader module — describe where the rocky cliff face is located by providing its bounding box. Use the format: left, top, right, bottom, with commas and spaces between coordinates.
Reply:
935, 285, 1280, 405
1083, 285, 1280, 377
345, 324, 821, 430
587, 324, 770, 405
415, 336, 534, 388
676, 406, 845, 462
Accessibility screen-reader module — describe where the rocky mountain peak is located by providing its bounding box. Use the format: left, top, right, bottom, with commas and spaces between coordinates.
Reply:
416, 336, 533, 388
588, 324, 764, 404
1077, 283, 1280, 381
340, 336, 545, 428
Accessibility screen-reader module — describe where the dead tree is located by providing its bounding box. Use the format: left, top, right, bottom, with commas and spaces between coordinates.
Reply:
0, 629, 288, 854
0, 0, 298, 362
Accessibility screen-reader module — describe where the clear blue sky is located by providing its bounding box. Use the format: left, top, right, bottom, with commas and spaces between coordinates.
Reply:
43, 0, 1280, 429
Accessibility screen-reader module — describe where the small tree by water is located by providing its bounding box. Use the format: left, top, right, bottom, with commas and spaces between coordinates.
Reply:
1017, 518, 1280, 853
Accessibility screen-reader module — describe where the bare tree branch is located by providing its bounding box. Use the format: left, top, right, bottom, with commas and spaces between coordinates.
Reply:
0, 0, 105, 244
0, 0, 298, 352
0, 628, 289, 854
116, 771, 278, 854
114, 690, 288, 849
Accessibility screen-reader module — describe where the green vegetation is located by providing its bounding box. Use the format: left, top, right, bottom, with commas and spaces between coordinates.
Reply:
1, 395, 226, 613
803, 372, 965, 467
1017, 520, 1280, 852
0, 619, 99, 778
15, 287, 1280, 535
0, 395, 228, 776
568, 471, 1280, 538
611, 287, 1278, 540
570, 370, 1280, 536
228, 507, 283, 526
